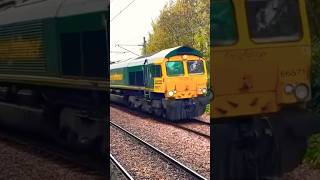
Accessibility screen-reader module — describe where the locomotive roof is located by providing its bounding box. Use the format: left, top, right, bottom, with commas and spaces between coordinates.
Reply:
0, 0, 107, 26
110, 46, 203, 70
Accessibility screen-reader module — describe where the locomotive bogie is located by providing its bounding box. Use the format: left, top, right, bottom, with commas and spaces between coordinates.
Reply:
0, 82, 107, 149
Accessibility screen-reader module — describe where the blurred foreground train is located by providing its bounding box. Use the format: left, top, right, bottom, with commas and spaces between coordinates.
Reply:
110, 46, 212, 121
0, 0, 108, 155
212, 0, 320, 179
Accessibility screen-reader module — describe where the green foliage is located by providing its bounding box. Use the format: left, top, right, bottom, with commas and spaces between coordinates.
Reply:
145, 0, 209, 59
305, 0, 320, 168
205, 104, 210, 113
305, 134, 320, 168
306, 38, 320, 168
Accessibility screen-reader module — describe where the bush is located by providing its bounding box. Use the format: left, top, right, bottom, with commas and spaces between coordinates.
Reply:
305, 36, 320, 167
205, 104, 210, 113
305, 134, 320, 168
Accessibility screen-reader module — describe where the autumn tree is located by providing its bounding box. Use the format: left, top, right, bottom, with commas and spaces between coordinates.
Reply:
145, 0, 209, 58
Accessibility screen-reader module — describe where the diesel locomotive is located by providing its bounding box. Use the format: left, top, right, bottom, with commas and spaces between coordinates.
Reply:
0, 0, 108, 155
211, 0, 320, 179
110, 46, 212, 121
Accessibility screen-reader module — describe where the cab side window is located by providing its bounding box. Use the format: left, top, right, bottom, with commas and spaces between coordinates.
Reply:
211, 0, 238, 46
246, 0, 302, 43
152, 65, 162, 78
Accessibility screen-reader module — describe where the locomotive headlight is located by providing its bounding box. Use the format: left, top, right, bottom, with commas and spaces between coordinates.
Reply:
182, 55, 188, 60
284, 84, 294, 94
202, 88, 207, 94
168, 91, 174, 97
294, 84, 309, 101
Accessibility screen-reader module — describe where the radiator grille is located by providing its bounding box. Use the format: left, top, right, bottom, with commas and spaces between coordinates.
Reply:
0, 21, 45, 73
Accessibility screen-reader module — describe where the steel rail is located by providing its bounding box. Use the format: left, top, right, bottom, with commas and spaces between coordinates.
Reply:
167, 122, 210, 139
191, 119, 211, 126
110, 121, 207, 180
110, 153, 134, 180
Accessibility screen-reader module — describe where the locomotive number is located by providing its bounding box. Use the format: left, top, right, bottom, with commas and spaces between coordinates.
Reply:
280, 68, 307, 78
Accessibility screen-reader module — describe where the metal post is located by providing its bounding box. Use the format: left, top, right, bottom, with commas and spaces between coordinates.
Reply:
143, 37, 147, 56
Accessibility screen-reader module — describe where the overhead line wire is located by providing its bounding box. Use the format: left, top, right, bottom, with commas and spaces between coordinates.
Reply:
110, 0, 136, 22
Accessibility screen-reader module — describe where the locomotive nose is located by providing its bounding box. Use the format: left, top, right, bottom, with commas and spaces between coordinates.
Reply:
166, 77, 200, 99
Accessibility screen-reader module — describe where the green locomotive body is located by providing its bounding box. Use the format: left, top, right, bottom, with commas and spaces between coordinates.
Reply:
0, 0, 107, 89
0, 0, 108, 155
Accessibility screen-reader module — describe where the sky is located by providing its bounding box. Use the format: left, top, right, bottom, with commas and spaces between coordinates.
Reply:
110, 0, 171, 62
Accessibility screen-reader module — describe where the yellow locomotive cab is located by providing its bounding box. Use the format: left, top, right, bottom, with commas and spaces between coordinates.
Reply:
157, 55, 208, 99
211, 0, 311, 118
211, 1, 320, 179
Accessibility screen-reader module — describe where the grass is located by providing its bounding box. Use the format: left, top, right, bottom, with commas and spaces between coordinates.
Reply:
205, 104, 210, 113
305, 134, 320, 168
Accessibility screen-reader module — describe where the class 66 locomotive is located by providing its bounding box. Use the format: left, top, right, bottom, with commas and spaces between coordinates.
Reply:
211, 0, 320, 179
0, 0, 108, 156
110, 46, 212, 121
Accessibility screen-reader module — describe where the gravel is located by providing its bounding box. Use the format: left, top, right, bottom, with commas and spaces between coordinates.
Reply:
0, 136, 105, 180
173, 121, 210, 138
110, 105, 320, 179
110, 160, 127, 180
283, 163, 320, 180
110, 105, 210, 179
110, 126, 196, 179
199, 114, 210, 124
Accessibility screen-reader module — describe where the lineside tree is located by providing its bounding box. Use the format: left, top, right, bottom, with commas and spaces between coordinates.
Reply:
144, 0, 209, 58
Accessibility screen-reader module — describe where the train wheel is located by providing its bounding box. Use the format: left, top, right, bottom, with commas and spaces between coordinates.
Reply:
100, 135, 108, 159
162, 109, 167, 119
213, 119, 282, 180
57, 107, 83, 150
154, 109, 163, 117
272, 112, 308, 174
128, 101, 135, 109
212, 121, 237, 180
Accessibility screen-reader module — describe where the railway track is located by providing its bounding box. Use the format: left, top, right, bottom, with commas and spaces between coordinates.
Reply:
191, 119, 211, 126
110, 121, 207, 180
110, 103, 210, 139
167, 121, 210, 139
110, 153, 134, 180
0, 125, 107, 177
